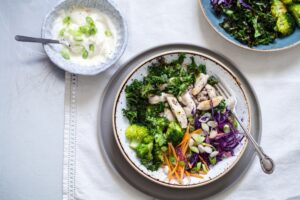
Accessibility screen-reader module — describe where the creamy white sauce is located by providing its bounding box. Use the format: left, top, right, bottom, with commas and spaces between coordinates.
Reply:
52, 7, 117, 66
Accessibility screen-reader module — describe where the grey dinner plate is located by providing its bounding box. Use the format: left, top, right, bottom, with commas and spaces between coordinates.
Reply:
98, 44, 261, 200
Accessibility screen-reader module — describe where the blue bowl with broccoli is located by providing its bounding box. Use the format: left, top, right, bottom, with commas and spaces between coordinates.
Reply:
199, 0, 300, 51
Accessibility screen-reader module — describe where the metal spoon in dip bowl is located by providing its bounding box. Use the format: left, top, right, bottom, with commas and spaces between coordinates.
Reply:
15, 35, 70, 47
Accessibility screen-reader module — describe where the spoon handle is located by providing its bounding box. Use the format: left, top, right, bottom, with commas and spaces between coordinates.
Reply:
232, 112, 275, 174
15, 35, 60, 44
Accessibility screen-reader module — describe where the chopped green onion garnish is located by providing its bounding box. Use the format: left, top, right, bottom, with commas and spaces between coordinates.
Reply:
196, 162, 202, 171
105, 30, 112, 37
85, 16, 95, 25
60, 49, 70, 60
190, 146, 199, 154
82, 48, 88, 59
223, 124, 230, 134
209, 156, 217, 165
233, 119, 238, 129
59, 28, 65, 37
179, 161, 185, 167
169, 156, 176, 165
89, 27, 97, 35
79, 25, 89, 34
74, 36, 83, 42
89, 44, 95, 52
63, 16, 71, 25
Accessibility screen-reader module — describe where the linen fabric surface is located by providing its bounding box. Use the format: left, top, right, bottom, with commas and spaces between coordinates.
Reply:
63, 0, 300, 200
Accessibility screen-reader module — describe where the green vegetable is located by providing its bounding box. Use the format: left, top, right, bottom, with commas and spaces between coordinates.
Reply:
166, 122, 184, 146
146, 54, 195, 96
59, 28, 65, 37
125, 124, 149, 149
105, 30, 112, 37
223, 124, 231, 134
82, 48, 89, 59
60, 48, 70, 60
136, 143, 153, 160
209, 156, 217, 165
282, 0, 293, 5
179, 161, 185, 167
191, 134, 205, 144
187, 57, 207, 80
214, 99, 226, 112
271, 0, 287, 17
207, 76, 218, 86
63, 16, 71, 25
289, 4, 300, 27
89, 44, 95, 52
276, 13, 295, 36
190, 146, 199, 154
169, 156, 176, 165
215, 0, 277, 47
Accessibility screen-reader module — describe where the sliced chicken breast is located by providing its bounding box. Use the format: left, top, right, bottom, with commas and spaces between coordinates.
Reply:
178, 91, 196, 117
160, 108, 176, 121
197, 96, 223, 111
148, 92, 173, 104
205, 84, 217, 99
166, 96, 188, 128
192, 73, 209, 96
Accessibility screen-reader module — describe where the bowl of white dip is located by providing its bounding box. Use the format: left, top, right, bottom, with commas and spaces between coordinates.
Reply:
42, 0, 127, 75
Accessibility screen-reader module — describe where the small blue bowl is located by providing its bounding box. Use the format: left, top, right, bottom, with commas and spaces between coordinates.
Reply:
199, 0, 300, 52
42, 0, 127, 75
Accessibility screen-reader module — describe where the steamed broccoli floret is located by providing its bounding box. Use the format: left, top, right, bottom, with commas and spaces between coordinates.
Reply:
276, 13, 295, 36
136, 142, 153, 160
125, 124, 149, 149
271, 0, 287, 17
290, 4, 300, 27
166, 122, 184, 146
154, 131, 167, 147
147, 117, 169, 130
282, 0, 293, 5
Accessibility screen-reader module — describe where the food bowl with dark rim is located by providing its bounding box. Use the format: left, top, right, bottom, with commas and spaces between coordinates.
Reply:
112, 51, 250, 188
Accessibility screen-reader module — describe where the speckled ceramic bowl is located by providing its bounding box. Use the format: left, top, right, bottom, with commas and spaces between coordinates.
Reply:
199, 0, 300, 52
41, 0, 127, 75
112, 51, 250, 188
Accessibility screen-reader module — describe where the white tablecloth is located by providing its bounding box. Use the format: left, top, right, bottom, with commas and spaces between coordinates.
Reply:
63, 0, 300, 199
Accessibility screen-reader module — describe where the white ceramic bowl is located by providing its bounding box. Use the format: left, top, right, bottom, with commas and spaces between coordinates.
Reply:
41, 0, 127, 75
113, 51, 250, 188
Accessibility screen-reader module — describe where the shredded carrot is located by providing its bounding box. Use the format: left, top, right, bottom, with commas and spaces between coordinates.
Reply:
168, 161, 178, 179
179, 166, 185, 181
190, 129, 202, 135
165, 124, 209, 183
177, 127, 191, 147
168, 143, 178, 160
185, 171, 191, 176
190, 173, 204, 179
182, 142, 189, 155
177, 134, 190, 147
199, 171, 207, 175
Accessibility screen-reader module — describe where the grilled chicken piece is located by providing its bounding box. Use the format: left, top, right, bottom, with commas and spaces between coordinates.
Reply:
197, 96, 223, 111
160, 108, 176, 121
166, 96, 188, 128
178, 91, 196, 117
205, 84, 216, 99
192, 73, 209, 96
148, 93, 172, 104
